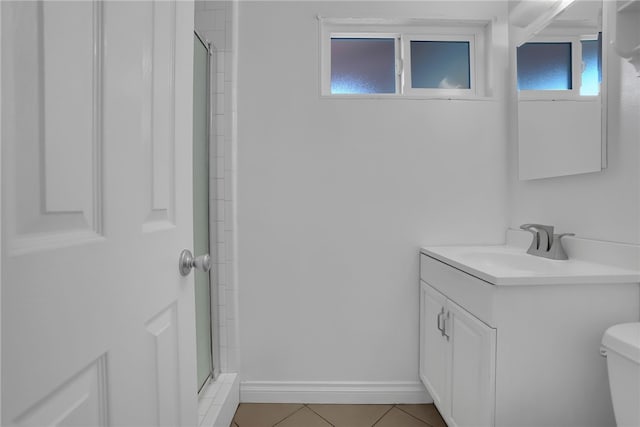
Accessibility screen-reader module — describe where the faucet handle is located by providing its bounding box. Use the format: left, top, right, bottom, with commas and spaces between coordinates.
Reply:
520, 223, 539, 231
556, 233, 575, 239
520, 224, 540, 253
520, 224, 554, 251
549, 233, 575, 260
520, 224, 554, 234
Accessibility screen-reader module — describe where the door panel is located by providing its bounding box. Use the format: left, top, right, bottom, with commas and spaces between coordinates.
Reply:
143, 0, 176, 230
42, 1, 96, 216
420, 282, 449, 415
145, 304, 180, 426
4, 0, 102, 253
13, 357, 108, 427
448, 299, 496, 427
1, 1, 197, 425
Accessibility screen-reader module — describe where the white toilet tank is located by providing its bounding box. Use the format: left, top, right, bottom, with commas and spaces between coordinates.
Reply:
601, 323, 640, 427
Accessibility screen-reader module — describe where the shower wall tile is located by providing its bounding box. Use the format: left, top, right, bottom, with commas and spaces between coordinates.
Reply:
195, 10, 217, 33
218, 263, 227, 286
216, 72, 225, 94
217, 222, 225, 242
195, 0, 237, 378
217, 179, 225, 200
224, 201, 233, 231
217, 135, 225, 156
216, 157, 225, 177
217, 202, 225, 222
225, 230, 234, 262
216, 115, 226, 136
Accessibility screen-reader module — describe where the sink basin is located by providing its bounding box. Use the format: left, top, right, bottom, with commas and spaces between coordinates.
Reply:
421, 243, 640, 286
460, 251, 568, 272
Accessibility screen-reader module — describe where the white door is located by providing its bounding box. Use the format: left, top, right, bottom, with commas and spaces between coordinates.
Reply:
1, 1, 198, 426
448, 299, 496, 427
420, 283, 449, 415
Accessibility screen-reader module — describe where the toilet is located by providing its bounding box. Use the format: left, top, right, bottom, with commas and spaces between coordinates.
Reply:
601, 323, 640, 427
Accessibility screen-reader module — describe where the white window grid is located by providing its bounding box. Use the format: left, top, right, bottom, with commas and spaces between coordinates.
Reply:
319, 18, 490, 99
402, 34, 477, 97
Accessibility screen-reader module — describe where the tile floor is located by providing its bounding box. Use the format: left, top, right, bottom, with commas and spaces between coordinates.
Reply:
230, 403, 447, 427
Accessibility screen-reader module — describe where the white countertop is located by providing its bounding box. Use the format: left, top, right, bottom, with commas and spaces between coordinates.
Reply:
421, 242, 640, 286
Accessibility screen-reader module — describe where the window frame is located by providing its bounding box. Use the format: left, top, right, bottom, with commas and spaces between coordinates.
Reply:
402, 34, 477, 97
327, 32, 402, 96
578, 34, 602, 96
319, 18, 490, 99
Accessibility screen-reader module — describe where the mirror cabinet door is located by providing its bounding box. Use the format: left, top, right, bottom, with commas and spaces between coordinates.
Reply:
512, 0, 606, 180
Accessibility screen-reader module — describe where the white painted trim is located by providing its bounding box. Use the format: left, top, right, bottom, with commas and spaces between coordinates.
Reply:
318, 16, 492, 28
510, 0, 577, 47
321, 95, 496, 101
229, 0, 240, 375
0, 0, 3, 422
240, 381, 431, 405
601, 2, 610, 169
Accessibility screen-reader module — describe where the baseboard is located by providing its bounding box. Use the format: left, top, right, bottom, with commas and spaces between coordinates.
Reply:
240, 381, 432, 404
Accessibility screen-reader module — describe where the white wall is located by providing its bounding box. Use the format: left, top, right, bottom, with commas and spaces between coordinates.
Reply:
508, 15, 640, 245
237, 1, 509, 390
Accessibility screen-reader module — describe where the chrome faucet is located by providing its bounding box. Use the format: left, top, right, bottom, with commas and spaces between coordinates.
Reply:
520, 224, 575, 260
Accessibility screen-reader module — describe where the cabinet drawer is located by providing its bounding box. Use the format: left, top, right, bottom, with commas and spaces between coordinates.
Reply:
420, 254, 495, 327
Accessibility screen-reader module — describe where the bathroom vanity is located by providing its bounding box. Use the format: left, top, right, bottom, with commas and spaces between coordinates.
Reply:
419, 231, 640, 427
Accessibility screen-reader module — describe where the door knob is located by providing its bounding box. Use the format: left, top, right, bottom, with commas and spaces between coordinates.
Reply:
179, 249, 211, 276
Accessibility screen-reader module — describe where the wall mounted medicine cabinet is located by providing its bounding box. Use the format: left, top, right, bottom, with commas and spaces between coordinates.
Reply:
511, 0, 608, 180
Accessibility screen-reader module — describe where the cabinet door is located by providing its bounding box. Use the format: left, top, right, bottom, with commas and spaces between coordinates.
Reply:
447, 299, 496, 427
420, 282, 450, 415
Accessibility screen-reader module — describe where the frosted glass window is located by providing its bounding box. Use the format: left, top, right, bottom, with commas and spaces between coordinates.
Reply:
580, 37, 601, 96
331, 38, 396, 94
410, 41, 470, 89
517, 42, 572, 90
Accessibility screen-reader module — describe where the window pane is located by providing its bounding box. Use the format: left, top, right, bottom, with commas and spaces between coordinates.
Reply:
331, 38, 396, 94
580, 37, 601, 96
517, 42, 572, 90
410, 41, 470, 89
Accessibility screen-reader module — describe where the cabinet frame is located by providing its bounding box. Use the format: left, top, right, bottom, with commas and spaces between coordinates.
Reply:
419, 252, 640, 427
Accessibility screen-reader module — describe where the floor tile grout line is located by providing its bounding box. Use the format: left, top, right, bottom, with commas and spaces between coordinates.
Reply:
304, 404, 337, 427
272, 405, 307, 427
394, 405, 437, 427
231, 403, 442, 427
370, 404, 396, 427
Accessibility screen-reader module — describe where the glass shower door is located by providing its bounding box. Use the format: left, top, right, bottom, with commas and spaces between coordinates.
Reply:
193, 33, 213, 392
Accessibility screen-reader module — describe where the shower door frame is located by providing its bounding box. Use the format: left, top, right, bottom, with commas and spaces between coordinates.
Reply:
194, 29, 221, 391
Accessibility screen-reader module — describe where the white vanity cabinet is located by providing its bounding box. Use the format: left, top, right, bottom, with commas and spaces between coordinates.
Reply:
419, 246, 640, 427
420, 280, 496, 427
